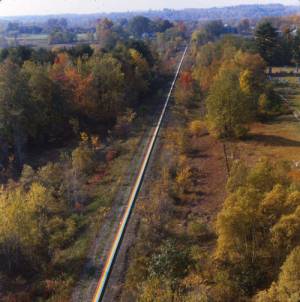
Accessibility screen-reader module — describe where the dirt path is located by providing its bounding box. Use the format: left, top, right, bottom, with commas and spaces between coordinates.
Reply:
189, 132, 228, 222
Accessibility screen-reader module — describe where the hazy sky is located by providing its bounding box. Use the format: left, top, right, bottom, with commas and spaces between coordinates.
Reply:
0, 0, 299, 17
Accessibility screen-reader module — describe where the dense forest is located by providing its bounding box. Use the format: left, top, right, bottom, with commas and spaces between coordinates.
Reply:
0, 17, 188, 301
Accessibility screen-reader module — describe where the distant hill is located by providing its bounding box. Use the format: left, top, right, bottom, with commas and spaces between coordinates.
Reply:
115, 4, 300, 21
159, 4, 300, 20
1, 4, 300, 26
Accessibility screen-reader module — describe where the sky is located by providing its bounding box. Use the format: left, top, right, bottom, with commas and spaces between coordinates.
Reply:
0, 0, 299, 17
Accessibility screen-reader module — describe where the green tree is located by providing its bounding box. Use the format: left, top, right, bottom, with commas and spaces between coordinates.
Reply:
0, 59, 30, 166
204, 20, 225, 38
255, 21, 278, 73
22, 61, 64, 143
128, 16, 153, 38
206, 64, 253, 138
89, 54, 125, 121
48, 30, 76, 45
292, 30, 300, 72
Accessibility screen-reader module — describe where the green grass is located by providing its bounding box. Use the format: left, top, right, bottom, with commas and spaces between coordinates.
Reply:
7, 33, 93, 48
77, 33, 93, 41
6, 34, 49, 47
279, 77, 300, 111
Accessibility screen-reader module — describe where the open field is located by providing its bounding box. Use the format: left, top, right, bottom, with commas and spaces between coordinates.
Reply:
230, 119, 300, 163
3, 33, 94, 48
226, 68, 300, 166
5, 34, 49, 47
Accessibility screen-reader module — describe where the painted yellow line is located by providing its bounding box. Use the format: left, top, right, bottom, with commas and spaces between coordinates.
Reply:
92, 46, 188, 302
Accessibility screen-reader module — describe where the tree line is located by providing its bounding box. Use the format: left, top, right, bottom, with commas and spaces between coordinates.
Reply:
192, 18, 300, 139
0, 21, 190, 300
254, 20, 300, 71
0, 40, 159, 174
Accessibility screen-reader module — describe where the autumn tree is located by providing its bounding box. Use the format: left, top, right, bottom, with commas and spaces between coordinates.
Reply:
255, 246, 300, 301
0, 186, 42, 274
206, 63, 253, 138
72, 133, 95, 175
191, 29, 212, 48
129, 48, 151, 97
215, 159, 300, 297
174, 71, 198, 107
234, 51, 266, 95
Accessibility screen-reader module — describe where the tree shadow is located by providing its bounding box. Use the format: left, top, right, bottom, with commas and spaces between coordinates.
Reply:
246, 134, 300, 147
272, 72, 300, 77
260, 115, 294, 124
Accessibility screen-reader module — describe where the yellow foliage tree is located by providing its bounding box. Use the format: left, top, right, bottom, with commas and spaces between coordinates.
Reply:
255, 246, 300, 302
188, 120, 205, 136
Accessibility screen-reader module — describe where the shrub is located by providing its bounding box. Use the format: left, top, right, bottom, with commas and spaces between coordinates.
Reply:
178, 130, 192, 155
188, 120, 206, 136
113, 109, 136, 138
148, 240, 190, 280
37, 162, 63, 189
105, 148, 118, 162
20, 165, 35, 188
175, 165, 192, 194
187, 218, 211, 240
72, 145, 94, 175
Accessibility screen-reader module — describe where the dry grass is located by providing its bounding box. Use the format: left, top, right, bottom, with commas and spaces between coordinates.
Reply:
228, 69, 300, 165
272, 66, 297, 74
230, 119, 300, 164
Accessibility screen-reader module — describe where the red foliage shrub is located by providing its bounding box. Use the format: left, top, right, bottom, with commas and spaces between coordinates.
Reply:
106, 149, 118, 162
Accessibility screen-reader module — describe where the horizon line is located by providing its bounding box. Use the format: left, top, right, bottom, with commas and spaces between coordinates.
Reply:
0, 2, 296, 19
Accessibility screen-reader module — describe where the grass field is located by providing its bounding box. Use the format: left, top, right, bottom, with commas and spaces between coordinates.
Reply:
5, 34, 49, 47
227, 67, 300, 165
4, 33, 93, 48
